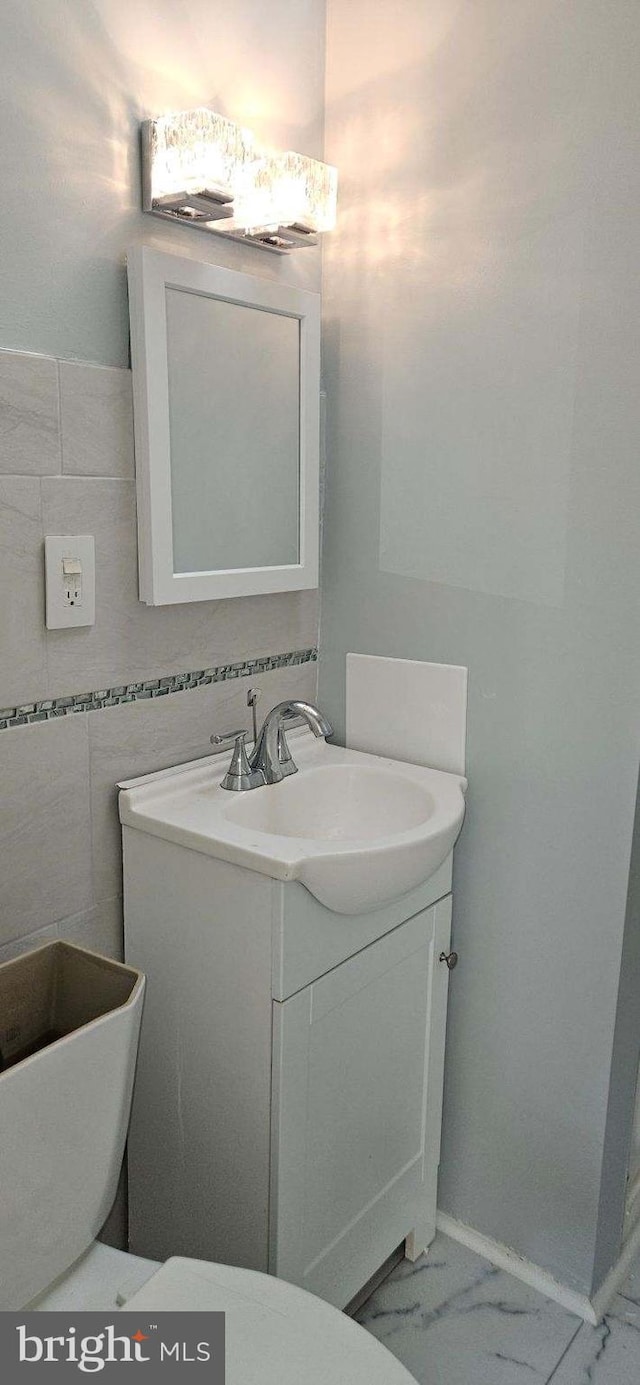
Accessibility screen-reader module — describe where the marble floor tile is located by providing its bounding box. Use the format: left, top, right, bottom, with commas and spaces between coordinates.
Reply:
357, 1233, 581, 1385
548, 1295, 640, 1384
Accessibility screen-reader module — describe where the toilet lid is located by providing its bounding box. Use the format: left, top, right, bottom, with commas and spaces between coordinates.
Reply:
123, 1257, 415, 1385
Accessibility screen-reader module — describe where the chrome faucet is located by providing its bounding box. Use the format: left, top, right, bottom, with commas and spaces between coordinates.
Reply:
250, 700, 333, 785
211, 699, 332, 791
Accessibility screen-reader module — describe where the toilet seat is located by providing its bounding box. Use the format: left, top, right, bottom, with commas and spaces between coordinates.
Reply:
123, 1256, 415, 1385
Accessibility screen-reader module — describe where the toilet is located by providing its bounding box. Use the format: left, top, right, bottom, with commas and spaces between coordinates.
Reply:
0, 940, 414, 1384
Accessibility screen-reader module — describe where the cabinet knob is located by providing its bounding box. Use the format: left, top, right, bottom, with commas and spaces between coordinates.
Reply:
439, 950, 459, 970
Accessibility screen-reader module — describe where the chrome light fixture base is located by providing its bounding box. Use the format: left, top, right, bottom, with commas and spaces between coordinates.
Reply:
141, 121, 234, 224
140, 111, 335, 255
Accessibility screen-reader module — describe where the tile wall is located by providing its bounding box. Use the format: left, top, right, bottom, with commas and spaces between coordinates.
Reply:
0, 345, 319, 963
0, 343, 319, 1246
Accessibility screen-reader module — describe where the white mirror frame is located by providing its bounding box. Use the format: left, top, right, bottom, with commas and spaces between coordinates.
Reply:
127, 245, 320, 604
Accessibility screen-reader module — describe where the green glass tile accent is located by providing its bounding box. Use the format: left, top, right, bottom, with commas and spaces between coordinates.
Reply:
0, 648, 318, 732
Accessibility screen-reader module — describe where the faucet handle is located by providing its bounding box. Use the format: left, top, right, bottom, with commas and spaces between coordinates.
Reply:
210, 729, 265, 792
210, 728, 249, 748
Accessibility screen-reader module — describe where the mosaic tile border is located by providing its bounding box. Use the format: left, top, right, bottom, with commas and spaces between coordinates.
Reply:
0, 647, 318, 731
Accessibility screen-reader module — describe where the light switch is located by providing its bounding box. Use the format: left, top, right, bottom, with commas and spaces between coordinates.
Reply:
45, 535, 95, 629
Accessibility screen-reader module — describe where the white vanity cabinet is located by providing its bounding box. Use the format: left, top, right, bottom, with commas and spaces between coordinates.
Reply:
271, 895, 452, 1303
123, 825, 455, 1310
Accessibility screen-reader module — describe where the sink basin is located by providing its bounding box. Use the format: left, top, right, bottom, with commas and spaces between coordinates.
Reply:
225, 764, 436, 841
119, 731, 467, 915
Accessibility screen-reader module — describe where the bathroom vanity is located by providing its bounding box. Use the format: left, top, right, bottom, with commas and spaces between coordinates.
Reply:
121, 731, 466, 1309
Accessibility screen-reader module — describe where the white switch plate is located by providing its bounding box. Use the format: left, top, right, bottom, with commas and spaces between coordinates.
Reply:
45, 535, 95, 629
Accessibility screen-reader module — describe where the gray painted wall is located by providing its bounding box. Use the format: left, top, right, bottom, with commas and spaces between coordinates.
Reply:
0, 0, 325, 366
322, 0, 640, 1295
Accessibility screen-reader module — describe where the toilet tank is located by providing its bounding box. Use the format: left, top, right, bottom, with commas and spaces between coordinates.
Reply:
0, 941, 145, 1309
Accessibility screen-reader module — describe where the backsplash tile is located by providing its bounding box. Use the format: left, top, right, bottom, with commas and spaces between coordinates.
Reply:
0, 647, 317, 729
0, 922, 59, 967
347, 652, 468, 776
40, 475, 318, 700
0, 714, 93, 946
60, 361, 134, 479
0, 654, 319, 956
56, 895, 124, 961
0, 898, 125, 968
0, 476, 48, 709
0, 349, 60, 475
0, 898, 124, 970
89, 658, 317, 906
0, 342, 321, 980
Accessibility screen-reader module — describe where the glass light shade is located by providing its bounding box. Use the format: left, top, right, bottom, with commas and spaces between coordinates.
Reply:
150, 108, 254, 202
232, 153, 283, 231
272, 152, 338, 233
233, 150, 338, 234
145, 106, 338, 246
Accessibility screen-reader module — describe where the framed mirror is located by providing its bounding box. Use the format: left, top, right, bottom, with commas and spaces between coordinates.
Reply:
127, 246, 320, 604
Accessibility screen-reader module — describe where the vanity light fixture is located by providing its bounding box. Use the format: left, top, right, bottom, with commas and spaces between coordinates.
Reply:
143, 108, 253, 219
141, 107, 337, 253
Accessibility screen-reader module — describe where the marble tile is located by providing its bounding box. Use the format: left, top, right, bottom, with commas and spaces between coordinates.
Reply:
548, 1295, 640, 1384
0, 714, 93, 945
88, 660, 317, 904
60, 361, 135, 478
0, 349, 60, 474
41, 476, 319, 699
56, 894, 124, 961
357, 1233, 580, 1385
0, 475, 47, 707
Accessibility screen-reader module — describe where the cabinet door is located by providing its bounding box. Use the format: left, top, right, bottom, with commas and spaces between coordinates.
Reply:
270, 896, 452, 1308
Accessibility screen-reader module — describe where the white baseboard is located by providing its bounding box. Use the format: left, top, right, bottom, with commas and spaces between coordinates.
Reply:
590, 1215, 640, 1322
624, 1167, 640, 1236
436, 1211, 598, 1325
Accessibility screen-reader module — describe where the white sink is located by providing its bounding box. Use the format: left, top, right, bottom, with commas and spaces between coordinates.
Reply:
225, 762, 439, 840
119, 731, 467, 916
